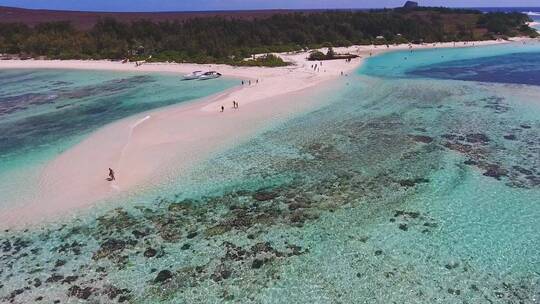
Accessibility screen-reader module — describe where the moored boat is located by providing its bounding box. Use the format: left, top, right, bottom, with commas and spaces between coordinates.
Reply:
182, 71, 204, 80
198, 71, 222, 80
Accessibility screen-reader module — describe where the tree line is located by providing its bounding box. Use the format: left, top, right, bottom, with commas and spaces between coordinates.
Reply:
0, 8, 536, 65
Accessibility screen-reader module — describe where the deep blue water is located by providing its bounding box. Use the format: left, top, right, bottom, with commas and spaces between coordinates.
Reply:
408, 52, 540, 86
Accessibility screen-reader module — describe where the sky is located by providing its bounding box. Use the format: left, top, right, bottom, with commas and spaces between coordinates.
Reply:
0, 0, 538, 12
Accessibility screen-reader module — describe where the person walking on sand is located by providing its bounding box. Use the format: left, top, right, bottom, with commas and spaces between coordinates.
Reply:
220, 105, 224, 112
108, 168, 115, 181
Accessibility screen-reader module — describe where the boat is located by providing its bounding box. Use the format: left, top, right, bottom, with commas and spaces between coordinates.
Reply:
198, 71, 222, 80
182, 71, 205, 80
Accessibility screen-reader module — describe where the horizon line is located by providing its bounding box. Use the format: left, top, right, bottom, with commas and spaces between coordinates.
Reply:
1, 5, 539, 14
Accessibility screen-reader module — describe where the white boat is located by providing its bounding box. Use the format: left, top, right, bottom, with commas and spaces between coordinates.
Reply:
198, 71, 222, 80
182, 71, 204, 80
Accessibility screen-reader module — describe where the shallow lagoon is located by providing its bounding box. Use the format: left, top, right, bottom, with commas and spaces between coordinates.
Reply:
0, 69, 236, 209
1, 43, 539, 303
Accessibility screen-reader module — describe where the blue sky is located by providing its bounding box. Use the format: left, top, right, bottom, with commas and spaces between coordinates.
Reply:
0, 0, 538, 12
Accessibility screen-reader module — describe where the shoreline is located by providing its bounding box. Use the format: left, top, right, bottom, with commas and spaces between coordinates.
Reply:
0, 38, 524, 228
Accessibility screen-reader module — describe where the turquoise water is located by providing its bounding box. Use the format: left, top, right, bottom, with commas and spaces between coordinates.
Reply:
360, 42, 540, 79
0, 69, 236, 208
1, 43, 539, 303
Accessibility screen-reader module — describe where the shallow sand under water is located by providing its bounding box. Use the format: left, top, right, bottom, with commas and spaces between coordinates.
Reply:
0, 39, 516, 228
0, 40, 539, 304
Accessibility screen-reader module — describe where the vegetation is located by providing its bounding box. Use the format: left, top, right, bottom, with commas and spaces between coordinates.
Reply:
478, 12, 538, 37
308, 51, 326, 61
233, 54, 289, 67
308, 47, 358, 61
0, 8, 536, 65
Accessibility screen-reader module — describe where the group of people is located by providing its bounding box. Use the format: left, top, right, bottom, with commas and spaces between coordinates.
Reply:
241, 79, 259, 85
220, 100, 239, 112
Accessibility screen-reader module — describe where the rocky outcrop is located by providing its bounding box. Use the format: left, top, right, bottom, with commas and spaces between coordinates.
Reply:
403, 1, 419, 8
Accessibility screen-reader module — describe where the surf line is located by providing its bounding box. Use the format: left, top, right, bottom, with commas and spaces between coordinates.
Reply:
113, 115, 152, 190
132, 115, 151, 128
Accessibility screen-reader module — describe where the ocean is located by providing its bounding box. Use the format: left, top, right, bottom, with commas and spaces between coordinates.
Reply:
0, 42, 539, 303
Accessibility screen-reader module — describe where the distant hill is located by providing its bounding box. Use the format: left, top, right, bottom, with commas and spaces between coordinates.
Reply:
403, 1, 419, 9
0, 6, 310, 29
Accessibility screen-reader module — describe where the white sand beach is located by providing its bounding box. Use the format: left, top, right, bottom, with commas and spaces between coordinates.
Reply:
0, 39, 519, 227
